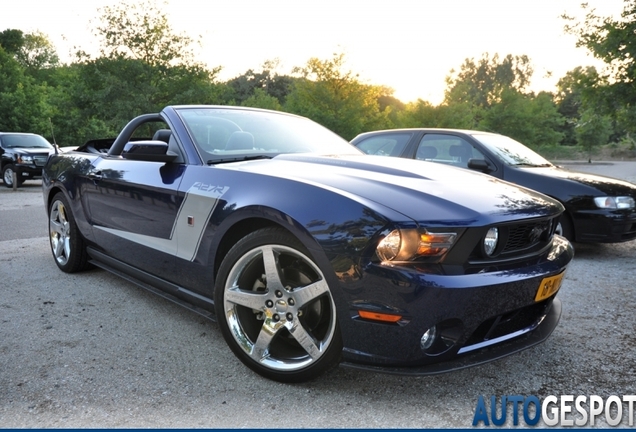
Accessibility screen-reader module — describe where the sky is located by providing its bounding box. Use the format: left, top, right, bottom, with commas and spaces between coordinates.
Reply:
0, 0, 627, 104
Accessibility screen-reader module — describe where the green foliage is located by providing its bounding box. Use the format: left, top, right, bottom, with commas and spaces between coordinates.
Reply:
437, 53, 566, 147
94, 0, 198, 68
15, 31, 59, 71
285, 53, 391, 139
444, 53, 533, 108
396, 99, 478, 129
564, 1, 636, 136
554, 66, 600, 145
574, 109, 613, 160
0, 47, 52, 135
48, 0, 224, 142
241, 88, 283, 111
534, 143, 583, 160
437, 52, 568, 146
479, 90, 564, 147
0, 29, 24, 54
226, 59, 295, 105
0, 29, 59, 84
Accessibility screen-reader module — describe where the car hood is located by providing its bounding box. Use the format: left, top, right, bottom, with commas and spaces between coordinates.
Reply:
516, 165, 636, 197
224, 154, 562, 225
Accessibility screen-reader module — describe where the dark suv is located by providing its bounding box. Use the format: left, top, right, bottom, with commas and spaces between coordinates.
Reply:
0, 132, 54, 188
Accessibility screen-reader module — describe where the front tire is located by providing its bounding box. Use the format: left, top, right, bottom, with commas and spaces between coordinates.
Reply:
555, 213, 574, 242
2, 164, 22, 188
215, 227, 342, 382
48, 192, 91, 273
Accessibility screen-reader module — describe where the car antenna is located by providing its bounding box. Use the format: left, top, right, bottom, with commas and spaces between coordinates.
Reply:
49, 117, 59, 154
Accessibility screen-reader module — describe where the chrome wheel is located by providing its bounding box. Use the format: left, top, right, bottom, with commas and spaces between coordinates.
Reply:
49, 199, 71, 266
555, 214, 574, 241
2, 165, 16, 188
216, 228, 341, 382
47, 193, 90, 273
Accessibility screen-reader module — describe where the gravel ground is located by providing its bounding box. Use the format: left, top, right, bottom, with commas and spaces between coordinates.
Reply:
1, 164, 636, 428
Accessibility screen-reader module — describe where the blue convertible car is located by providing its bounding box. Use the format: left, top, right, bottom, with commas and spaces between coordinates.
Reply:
43, 106, 573, 382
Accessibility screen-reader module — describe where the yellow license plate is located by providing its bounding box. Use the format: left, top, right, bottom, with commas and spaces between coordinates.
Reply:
535, 272, 565, 302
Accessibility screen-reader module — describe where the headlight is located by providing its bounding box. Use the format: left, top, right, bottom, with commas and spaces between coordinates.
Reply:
17, 155, 34, 164
377, 229, 457, 262
483, 227, 499, 256
594, 196, 635, 209
376, 230, 401, 261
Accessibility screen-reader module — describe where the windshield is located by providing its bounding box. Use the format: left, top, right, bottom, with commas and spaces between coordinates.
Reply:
1, 134, 53, 149
175, 107, 361, 163
471, 133, 552, 167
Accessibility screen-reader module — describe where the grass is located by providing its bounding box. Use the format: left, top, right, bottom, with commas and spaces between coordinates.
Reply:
537, 142, 636, 162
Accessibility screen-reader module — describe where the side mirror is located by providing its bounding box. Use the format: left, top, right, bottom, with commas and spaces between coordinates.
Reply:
467, 158, 492, 173
121, 140, 178, 163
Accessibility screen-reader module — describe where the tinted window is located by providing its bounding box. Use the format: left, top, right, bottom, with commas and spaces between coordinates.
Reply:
418, 134, 484, 168
355, 133, 412, 157
0, 134, 53, 149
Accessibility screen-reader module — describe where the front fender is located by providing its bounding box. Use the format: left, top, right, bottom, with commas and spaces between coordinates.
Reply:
43, 153, 100, 243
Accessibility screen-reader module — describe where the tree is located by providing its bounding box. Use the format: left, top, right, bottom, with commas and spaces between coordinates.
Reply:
241, 88, 282, 111
94, 0, 199, 68
444, 53, 534, 109
14, 31, 59, 71
575, 109, 613, 161
90, 0, 221, 105
62, 0, 223, 136
226, 59, 295, 105
46, 63, 116, 146
563, 1, 636, 134
0, 46, 52, 134
0, 29, 59, 82
440, 52, 565, 147
0, 29, 24, 54
479, 90, 564, 147
285, 53, 390, 139
396, 99, 478, 130
555, 66, 601, 146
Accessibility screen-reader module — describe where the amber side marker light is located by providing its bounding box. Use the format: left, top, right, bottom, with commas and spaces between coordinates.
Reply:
358, 310, 403, 323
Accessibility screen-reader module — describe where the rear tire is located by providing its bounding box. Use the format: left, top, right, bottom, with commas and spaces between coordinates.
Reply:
214, 227, 342, 382
48, 192, 91, 273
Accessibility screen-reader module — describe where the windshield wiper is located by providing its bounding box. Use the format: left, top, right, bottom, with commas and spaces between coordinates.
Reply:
207, 154, 273, 165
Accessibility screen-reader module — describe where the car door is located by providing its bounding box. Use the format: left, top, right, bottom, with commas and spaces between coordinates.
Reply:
82, 155, 186, 283
411, 132, 502, 177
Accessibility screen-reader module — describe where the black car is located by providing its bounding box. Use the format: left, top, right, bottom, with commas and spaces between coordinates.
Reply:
0, 132, 54, 188
43, 106, 573, 382
352, 128, 636, 243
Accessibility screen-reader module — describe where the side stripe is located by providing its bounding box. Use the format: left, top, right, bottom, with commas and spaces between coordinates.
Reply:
94, 183, 229, 262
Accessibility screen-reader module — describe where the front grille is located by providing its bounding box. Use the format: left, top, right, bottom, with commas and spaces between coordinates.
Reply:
461, 299, 553, 350
33, 155, 48, 166
466, 216, 558, 265
502, 219, 553, 254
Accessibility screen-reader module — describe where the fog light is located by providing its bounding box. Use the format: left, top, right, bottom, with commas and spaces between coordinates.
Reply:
420, 326, 437, 350
484, 227, 499, 256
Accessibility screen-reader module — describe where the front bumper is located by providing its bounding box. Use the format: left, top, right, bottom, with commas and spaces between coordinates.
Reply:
15, 164, 44, 179
337, 235, 573, 373
573, 208, 636, 242
341, 298, 561, 375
